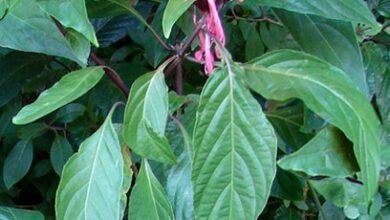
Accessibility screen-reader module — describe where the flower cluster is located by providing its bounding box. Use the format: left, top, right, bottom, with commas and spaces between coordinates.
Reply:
194, 0, 226, 74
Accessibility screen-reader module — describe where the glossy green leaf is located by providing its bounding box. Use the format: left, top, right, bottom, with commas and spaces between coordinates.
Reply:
37, 0, 99, 46
258, 0, 380, 33
3, 140, 33, 189
0, 0, 86, 65
245, 50, 381, 201
123, 68, 176, 164
55, 107, 124, 220
65, 29, 91, 65
275, 10, 369, 96
50, 135, 74, 176
128, 159, 174, 220
192, 64, 277, 219
278, 127, 358, 177
162, 0, 195, 38
13, 67, 104, 125
0, 206, 44, 220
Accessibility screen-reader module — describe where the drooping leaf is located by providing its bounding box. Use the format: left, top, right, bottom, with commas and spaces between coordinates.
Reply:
13, 67, 104, 125
37, 0, 99, 46
244, 50, 381, 201
123, 66, 176, 164
50, 135, 74, 176
55, 107, 124, 220
65, 29, 91, 65
3, 140, 33, 189
278, 127, 359, 177
271, 168, 304, 201
275, 10, 369, 96
0, 206, 44, 220
166, 119, 194, 220
120, 146, 133, 219
258, 0, 380, 33
192, 64, 277, 219
0, 0, 85, 65
128, 159, 174, 220
162, 0, 195, 38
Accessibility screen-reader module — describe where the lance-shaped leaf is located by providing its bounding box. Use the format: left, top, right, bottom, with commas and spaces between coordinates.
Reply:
275, 10, 369, 96
0, 0, 86, 65
128, 159, 174, 220
278, 127, 359, 177
13, 67, 104, 125
162, 0, 195, 38
244, 50, 381, 201
192, 64, 277, 219
258, 0, 380, 33
0, 206, 44, 220
50, 134, 74, 176
55, 107, 124, 220
123, 68, 176, 164
37, 0, 99, 46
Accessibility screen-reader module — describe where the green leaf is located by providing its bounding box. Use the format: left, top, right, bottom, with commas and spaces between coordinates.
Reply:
278, 127, 359, 177
123, 68, 176, 164
120, 146, 133, 219
245, 24, 264, 61
271, 168, 304, 201
65, 29, 91, 65
0, 206, 44, 220
13, 67, 104, 125
0, 0, 86, 65
54, 103, 86, 123
273, 206, 302, 220
55, 107, 124, 220
275, 10, 369, 96
128, 159, 174, 220
192, 64, 277, 219
162, 0, 195, 38
244, 50, 381, 201
37, 0, 99, 46
168, 91, 187, 115
3, 140, 33, 189
309, 178, 365, 208
50, 135, 74, 176
258, 0, 380, 33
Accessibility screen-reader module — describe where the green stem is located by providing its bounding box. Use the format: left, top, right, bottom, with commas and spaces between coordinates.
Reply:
308, 182, 328, 220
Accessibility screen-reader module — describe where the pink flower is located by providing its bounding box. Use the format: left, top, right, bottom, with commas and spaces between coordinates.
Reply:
194, 0, 226, 75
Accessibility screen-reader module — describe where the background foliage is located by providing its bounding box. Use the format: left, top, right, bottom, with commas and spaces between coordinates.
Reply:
0, 0, 390, 219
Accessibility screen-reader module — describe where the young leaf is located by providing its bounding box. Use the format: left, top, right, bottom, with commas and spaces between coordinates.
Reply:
162, 0, 195, 38
55, 107, 124, 220
0, 0, 86, 65
13, 67, 104, 125
278, 127, 359, 177
128, 159, 174, 220
275, 10, 369, 96
244, 50, 381, 201
3, 140, 33, 189
192, 64, 277, 219
123, 69, 176, 164
37, 0, 99, 46
0, 206, 44, 220
258, 0, 380, 33
50, 135, 74, 176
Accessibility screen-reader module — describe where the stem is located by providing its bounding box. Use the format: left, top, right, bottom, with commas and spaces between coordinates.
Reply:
308, 182, 328, 220
178, 17, 205, 58
90, 53, 130, 97
175, 62, 184, 95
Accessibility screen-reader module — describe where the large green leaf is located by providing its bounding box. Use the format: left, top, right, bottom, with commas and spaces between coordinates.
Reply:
37, 0, 99, 46
257, 0, 380, 33
3, 140, 33, 189
278, 127, 358, 177
128, 159, 174, 220
244, 50, 381, 201
13, 67, 104, 125
123, 68, 176, 164
0, 0, 86, 65
0, 206, 44, 220
55, 107, 124, 220
162, 0, 195, 38
275, 10, 369, 96
192, 64, 277, 219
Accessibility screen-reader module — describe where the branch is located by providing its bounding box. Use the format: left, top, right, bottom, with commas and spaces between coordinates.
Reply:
175, 62, 184, 95
90, 53, 130, 97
